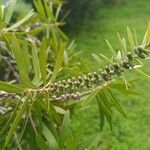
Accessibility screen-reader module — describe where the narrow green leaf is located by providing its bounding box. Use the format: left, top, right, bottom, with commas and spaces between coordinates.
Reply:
66, 132, 74, 150
96, 96, 105, 130
73, 122, 85, 149
50, 40, 65, 82
105, 39, 116, 56
34, 0, 46, 20
19, 103, 33, 143
51, 28, 58, 51
59, 110, 70, 148
142, 23, 150, 48
107, 89, 126, 117
20, 72, 36, 89
133, 28, 138, 46
134, 68, 150, 78
21, 41, 29, 77
78, 133, 100, 150
5, 10, 34, 31
36, 134, 49, 150
0, 100, 22, 136
11, 34, 28, 77
117, 32, 124, 54
42, 123, 59, 150
55, 5, 62, 21
121, 38, 127, 53
39, 38, 48, 85
92, 53, 102, 65
48, 1, 55, 22
0, 5, 5, 22
97, 92, 112, 130
43, 0, 51, 20
99, 54, 111, 63
5, 96, 29, 146
57, 28, 68, 41
127, 27, 135, 48
64, 50, 68, 64
4, 0, 17, 24
31, 42, 41, 85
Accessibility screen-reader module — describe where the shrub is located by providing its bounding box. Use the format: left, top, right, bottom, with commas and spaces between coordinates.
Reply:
0, 0, 150, 149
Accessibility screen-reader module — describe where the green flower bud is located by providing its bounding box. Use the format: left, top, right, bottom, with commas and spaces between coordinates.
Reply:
67, 79, 72, 84
58, 81, 62, 84
66, 94, 71, 98
74, 80, 80, 87
127, 53, 133, 61
88, 73, 93, 78
53, 82, 58, 87
62, 80, 67, 85
122, 61, 132, 69
105, 66, 110, 73
112, 63, 119, 69
109, 70, 115, 75
137, 46, 143, 53
91, 77, 96, 83
83, 76, 89, 82
138, 53, 147, 59
72, 77, 76, 81
80, 82, 85, 87
71, 93, 75, 98
60, 94, 66, 100
93, 72, 98, 78
78, 76, 83, 82
101, 72, 109, 81
98, 69, 102, 74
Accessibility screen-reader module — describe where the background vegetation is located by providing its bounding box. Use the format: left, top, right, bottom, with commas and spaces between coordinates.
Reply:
70, 0, 150, 149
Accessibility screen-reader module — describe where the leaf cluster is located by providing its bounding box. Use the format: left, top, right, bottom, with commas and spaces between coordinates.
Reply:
0, 0, 150, 149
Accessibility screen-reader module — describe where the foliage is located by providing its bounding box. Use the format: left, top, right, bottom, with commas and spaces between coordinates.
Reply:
0, 0, 150, 149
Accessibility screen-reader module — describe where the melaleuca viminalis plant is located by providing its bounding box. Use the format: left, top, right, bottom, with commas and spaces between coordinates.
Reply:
0, 0, 150, 149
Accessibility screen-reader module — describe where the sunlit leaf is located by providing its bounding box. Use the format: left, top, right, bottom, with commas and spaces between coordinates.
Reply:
142, 22, 150, 48
105, 39, 116, 56
5, 10, 34, 31
127, 26, 135, 48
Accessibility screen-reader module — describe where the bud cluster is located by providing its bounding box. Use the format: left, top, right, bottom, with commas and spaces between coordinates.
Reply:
41, 47, 149, 101
3, 47, 149, 102
32, 47, 145, 100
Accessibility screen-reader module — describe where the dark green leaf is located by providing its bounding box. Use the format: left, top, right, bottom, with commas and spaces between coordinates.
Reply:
36, 134, 49, 150
39, 38, 48, 85
5, 96, 29, 146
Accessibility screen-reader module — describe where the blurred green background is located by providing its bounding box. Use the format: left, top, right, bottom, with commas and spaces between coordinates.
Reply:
70, 0, 150, 149
1, 0, 150, 149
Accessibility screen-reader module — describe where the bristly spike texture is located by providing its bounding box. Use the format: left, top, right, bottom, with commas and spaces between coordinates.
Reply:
25, 46, 150, 101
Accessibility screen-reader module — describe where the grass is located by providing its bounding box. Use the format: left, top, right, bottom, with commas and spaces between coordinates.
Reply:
69, 0, 150, 149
